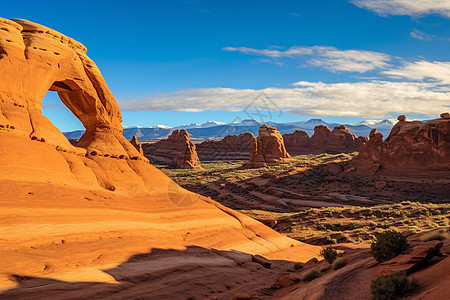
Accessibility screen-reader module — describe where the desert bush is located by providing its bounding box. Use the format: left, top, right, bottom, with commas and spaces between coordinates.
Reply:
320, 247, 338, 263
371, 230, 409, 262
302, 270, 320, 282
371, 271, 418, 300
325, 236, 337, 244
320, 266, 330, 273
332, 258, 347, 270
421, 230, 447, 242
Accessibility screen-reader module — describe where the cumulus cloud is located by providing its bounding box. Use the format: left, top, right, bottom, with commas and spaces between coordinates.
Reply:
350, 0, 450, 18
223, 46, 392, 73
119, 81, 448, 118
383, 60, 450, 84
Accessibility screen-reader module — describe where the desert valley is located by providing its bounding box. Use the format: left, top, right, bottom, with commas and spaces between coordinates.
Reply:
1, 2, 450, 300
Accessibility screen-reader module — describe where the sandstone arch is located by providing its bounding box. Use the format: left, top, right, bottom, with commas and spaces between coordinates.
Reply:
0, 17, 144, 160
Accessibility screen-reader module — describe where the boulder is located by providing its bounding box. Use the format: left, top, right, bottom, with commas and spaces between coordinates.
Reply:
245, 125, 291, 167
252, 254, 272, 269
232, 293, 252, 300
327, 163, 343, 175
441, 112, 450, 119
278, 274, 295, 287
143, 129, 202, 169
375, 181, 387, 189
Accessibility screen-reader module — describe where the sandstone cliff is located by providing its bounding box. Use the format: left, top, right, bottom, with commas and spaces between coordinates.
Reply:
196, 132, 255, 160
356, 114, 450, 170
283, 125, 367, 155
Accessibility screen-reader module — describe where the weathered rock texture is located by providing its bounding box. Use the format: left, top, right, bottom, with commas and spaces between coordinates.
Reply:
0, 18, 320, 299
130, 135, 143, 155
196, 132, 255, 160
0, 18, 143, 160
143, 129, 202, 169
282, 130, 313, 155
357, 114, 450, 170
245, 125, 291, 167
283, 125, 367, 155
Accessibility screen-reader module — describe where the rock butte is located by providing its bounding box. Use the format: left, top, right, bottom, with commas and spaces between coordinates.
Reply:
196, 132, 255, 161
0, 18, 320, 298
357, 114, 450, 170
143, 129, 203, 169
245, 125, 291, 167
283, 125, 367, 156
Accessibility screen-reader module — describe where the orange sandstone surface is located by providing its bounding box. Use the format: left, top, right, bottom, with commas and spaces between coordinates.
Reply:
0, 18, 319, 299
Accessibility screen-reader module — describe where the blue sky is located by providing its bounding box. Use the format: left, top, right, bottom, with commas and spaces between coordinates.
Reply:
3, 0, 450, 131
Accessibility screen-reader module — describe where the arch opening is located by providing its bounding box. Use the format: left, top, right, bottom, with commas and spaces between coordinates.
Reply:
41, 89, 84, 137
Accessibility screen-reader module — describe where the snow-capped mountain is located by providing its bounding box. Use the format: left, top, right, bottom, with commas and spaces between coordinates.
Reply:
173, 121, 226, 129
354, 119, 397, 128
64, 118, 396, 141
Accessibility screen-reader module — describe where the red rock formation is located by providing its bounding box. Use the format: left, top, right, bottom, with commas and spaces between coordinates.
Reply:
282, 130, 312, 155
0, 18, 143, 160
0, 19, 320, 298
245, 125, 291, 167
130, 135, 143, 155
196, 132, 255, 160
283, 125, 366, 155
143, 129, 202, 169
357, 114, 450, 170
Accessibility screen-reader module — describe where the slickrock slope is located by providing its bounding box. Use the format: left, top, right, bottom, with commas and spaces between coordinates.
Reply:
0, 18, 320, 299
357, 114, 450, 170
130, 135, 143, 155
196, 132, 255, 160
143, 129, 203, 169
283, 125, 367, 155
245, 125, 291, 167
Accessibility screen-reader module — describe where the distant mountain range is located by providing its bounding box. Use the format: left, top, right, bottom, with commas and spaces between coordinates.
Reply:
64, 118, 397, 142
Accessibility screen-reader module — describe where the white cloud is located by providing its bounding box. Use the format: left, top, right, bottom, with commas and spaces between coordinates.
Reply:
383, 61, 450, 84
223, 46, 391, 73
410, 28, 435, 41
119, 81, 448, 118
350, 0, 450, 18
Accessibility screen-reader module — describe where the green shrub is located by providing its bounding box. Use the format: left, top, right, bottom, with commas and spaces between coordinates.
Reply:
421, 230, 447, 242
303, 270, 320, 282
371, 230, 409, 262
371, 271, 418, 300
332, 258, 347, 270
320, 247, 338, 263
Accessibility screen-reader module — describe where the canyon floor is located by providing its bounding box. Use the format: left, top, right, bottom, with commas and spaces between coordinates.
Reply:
157, 154, 450, 246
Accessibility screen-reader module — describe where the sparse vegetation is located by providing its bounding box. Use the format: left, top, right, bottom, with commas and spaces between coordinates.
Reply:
371, 230, 409, 262
154, 154, 450, 247
320, 247, 338, 264
332, 258, 347, 270
302, 270, 320, 282
241, 202, 449, 246
157, 153, 356, 186
371, 272, 418, 300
